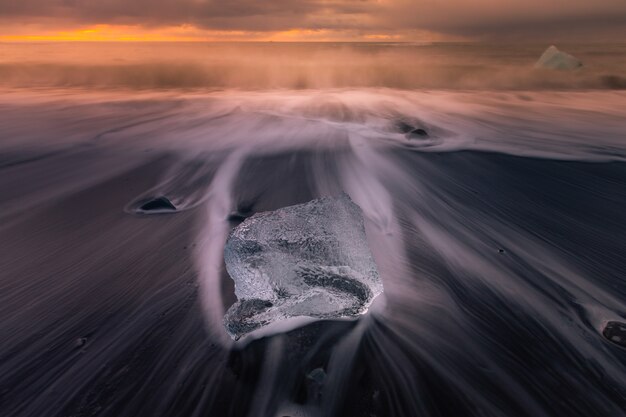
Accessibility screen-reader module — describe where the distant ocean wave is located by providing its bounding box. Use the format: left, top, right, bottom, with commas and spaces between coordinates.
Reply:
0, 42, 625, 90
1, 61, 625, 90
1, 88, 625, 161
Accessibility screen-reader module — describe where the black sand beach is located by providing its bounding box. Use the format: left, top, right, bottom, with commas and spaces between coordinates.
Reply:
3, 140, 626, 416
2, 42, 626, 417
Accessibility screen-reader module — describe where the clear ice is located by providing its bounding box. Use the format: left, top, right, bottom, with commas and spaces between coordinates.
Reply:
223, 194, 383, 340
534, 45, 582, 70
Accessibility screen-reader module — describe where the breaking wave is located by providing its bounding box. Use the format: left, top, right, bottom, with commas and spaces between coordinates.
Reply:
1, 42, 626, 91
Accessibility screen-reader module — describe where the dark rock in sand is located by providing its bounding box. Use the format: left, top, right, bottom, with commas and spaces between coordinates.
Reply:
601, 75, 626, 90
603, 321, 626, 348
139, 196, 176, 212
227, 212, 249, 222
394, 121, 429, 139
409, 128, 429, 138
227, 202, 255, 222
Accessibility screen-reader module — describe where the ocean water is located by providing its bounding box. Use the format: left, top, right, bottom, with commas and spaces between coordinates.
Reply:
1, 42, 626, 90
1, 42, 626, 417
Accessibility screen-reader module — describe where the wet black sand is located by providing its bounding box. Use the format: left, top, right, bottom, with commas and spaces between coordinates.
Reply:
2, 145, 626, 417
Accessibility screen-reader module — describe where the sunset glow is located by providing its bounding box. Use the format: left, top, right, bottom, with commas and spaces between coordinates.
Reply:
0, 24, 452, 43
0, 24, 256, 42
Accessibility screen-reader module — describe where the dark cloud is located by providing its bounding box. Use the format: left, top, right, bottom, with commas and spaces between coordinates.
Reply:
1, 0, 625, 38
0, 0, 375, 30
381, 0, 626, 39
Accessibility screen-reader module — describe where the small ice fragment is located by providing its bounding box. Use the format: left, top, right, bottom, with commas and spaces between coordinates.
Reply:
74, 337, 87, 348
223, 194, 383, 340
602, 321, 626, 348
534, 46, 582, 70
307, 368, 326, 384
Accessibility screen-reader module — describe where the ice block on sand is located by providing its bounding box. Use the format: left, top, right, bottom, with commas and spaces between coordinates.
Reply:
534, 45, 582, 70
223, 194, 383, 340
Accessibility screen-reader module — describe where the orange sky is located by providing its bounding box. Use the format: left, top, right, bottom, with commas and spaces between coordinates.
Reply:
0, 24, 451, 43
0, 25, 243, 42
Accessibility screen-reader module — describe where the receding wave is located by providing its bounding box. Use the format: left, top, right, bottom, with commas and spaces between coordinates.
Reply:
2, 85, 626, 417
2, 88, 625, 160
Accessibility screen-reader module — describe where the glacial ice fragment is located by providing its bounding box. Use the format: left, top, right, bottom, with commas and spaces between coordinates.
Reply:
223, 194, 383, 340
603, 321, 626, 349
534, 46, 582, 70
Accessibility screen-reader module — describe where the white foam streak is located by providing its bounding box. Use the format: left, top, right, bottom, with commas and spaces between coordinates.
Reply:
195, 149, 250, 346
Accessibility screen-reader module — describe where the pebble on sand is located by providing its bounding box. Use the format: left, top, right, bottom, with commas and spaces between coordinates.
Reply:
139, 196, 177, 212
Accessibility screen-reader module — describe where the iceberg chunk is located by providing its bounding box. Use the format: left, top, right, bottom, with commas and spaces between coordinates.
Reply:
534, 45, 582, 70
223, 194, 383, 340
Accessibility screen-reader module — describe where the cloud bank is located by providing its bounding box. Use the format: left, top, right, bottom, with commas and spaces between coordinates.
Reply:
1, 0, 625, 40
